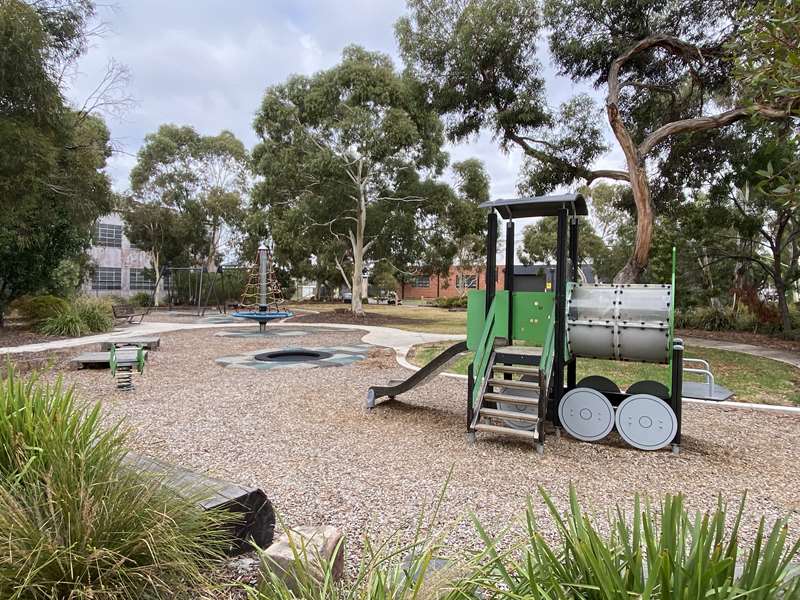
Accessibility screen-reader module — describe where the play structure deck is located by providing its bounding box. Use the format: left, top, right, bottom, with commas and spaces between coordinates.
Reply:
369, 193, 732, 454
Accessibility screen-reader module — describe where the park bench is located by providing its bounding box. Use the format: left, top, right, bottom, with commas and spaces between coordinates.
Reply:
112, 303, 148, 324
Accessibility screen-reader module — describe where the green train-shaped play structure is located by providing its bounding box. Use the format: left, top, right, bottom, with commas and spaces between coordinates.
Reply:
368, 193, 731, 453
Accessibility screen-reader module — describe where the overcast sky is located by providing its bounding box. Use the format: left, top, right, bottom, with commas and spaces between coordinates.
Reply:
65, 0, 624, 207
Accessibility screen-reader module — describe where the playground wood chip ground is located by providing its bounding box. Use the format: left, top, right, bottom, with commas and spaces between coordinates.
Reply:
23, 326, 800, 583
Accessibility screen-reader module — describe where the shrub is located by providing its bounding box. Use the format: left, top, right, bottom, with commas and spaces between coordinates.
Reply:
0, 370, 230, 599
11, 295, 70, 324
131, 291, 154, 307
434, 296, 468, 309
36, 307, 88, 337
488, 487, 800, 600
74, 296, 114, 332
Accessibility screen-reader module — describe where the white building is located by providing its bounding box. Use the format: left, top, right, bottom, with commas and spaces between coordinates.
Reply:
84, 212, 154, 298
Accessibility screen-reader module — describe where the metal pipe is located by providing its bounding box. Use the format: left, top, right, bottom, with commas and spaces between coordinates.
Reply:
258, 243, 267, 310
485, 211, 497, 316
504, 219, 515, 345
552, 208, 568, 426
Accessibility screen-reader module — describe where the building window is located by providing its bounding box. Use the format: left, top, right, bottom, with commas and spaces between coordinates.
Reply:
129, 268, 155, 291
92, 267, 121, 290
456, 274, 477, 289
411, 275, 430, 288
95, 223, 122, 247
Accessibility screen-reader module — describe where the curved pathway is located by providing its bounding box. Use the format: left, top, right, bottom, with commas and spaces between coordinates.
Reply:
1, 319, 797, 414
681, 336, 800, 369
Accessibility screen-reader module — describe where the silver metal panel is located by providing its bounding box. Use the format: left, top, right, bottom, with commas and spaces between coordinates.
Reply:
615, 394, 678, 451
567, 321, 615, 359
617, 323, 670, 363
558, 387, 615, 442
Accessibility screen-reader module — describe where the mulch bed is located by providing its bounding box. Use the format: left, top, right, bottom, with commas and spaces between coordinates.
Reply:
291, 308, 434, 329
677, 328, 800, 354
0, 324, 61, 348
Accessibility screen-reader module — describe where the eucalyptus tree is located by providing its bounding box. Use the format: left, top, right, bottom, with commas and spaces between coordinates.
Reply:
397, 0, 798, 282
0, 0, 113, 323
130, 125, 249, 271
252, 45, 447, 315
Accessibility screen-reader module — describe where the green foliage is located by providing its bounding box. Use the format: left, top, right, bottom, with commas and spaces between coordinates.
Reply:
434, 296, 468, 309
252, 45, 448, 314
0, 369, 230, 599
488, 487, 800, 600
733, 0, 800, 115
0, 0, 112, 323
74, 296, 113, 332
129, 125, 248, 269
11, 295, 69, 324
130, 291, 154, 307
248, 486, 800, 600
678, 304, 800, 335
518, 218, 607, 273
37, 306, 87, 337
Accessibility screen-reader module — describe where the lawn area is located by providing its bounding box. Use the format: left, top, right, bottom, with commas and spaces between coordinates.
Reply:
287, 301, 468, 334
408, 342, 800, 406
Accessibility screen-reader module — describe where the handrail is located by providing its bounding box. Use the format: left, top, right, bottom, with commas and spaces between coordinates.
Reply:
538, 306, 557, 425
470, 298, 497, 408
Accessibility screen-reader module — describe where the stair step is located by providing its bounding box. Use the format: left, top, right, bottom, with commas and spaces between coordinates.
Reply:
480, 407, 539, 422
484, 392, 539, 406
492, 365, 539, 376
488, 378, 540, 391
474, 423, 539, 440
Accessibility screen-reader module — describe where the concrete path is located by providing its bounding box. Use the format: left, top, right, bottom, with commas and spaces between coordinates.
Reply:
682, 336, 800, 369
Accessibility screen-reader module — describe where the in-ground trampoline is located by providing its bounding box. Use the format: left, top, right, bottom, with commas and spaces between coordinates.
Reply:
215, 344, 372, 370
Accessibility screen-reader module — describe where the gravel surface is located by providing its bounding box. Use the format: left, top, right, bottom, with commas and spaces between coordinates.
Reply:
27, 326, 800, 588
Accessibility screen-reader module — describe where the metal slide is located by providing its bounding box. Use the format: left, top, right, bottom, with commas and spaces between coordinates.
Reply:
366, 341, 468, 407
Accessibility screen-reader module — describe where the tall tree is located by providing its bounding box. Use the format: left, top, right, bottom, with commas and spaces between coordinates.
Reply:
0, 0, 113, 323
252, 45, 447, 315
130, 125, 249, 271
447, 159, 489, 295
397, 0, 798, 282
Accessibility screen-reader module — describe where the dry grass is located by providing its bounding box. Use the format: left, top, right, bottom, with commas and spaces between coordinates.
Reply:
9, 326, 800, 592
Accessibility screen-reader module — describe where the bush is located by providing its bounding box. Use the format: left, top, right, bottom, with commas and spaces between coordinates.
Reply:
74, 297, 114, 332
130, 291, 154, 307
36, 307, 88, 337
11, 295, 70, 324
0, 369, 230, 599
434, 296, 468, 309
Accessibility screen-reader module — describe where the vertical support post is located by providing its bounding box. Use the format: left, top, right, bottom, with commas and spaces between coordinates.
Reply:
504, 219, 515, 344
567, 215, 578, 389
258, 243, 267, 311
485, 211, 497, 316
551, 208, 568, 426
670, 340, 683, 451
467, 362, 475, 431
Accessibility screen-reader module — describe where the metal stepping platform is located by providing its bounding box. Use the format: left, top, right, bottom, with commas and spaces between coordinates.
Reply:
682, 381, 734, 401
99, 337, 160, 350
71, 349, 148, 369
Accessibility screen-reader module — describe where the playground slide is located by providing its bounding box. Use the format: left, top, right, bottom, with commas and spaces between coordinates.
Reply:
366, 340, 468, 407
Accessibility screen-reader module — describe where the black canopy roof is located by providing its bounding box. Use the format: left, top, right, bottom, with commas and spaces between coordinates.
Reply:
478, 193, 588, 219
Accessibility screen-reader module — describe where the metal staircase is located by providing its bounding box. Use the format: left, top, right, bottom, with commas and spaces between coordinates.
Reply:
469, 349, 548, 452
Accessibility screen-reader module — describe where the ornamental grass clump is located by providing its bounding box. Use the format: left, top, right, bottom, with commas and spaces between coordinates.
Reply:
479, 486, 800, 600
0, 369, 231, 599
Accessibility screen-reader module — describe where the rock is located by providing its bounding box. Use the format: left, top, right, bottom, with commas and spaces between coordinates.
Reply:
261, 525, 345, 592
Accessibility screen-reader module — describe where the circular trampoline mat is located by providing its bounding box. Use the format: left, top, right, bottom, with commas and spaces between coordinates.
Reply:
215, 344, 371, 370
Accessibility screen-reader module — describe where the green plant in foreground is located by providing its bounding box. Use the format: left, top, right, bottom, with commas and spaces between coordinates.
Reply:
249, 484, 800, 600
477, 486, 800, 600
0, 369, 232, 599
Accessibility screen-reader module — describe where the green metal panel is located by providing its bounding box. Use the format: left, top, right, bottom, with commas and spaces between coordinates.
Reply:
466, 290, 486, 351
512, 292, 554, 346
467, 290, 555, 349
